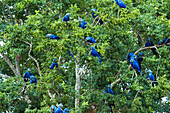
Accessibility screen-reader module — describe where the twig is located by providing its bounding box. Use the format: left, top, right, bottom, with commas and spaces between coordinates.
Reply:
132, 90, 140, 102
135, 30, 144, 44
92, 16, 99, 25
94, 17, 101, 27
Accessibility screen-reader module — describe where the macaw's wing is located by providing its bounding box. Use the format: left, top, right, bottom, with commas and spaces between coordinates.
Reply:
50, 63, 55, 69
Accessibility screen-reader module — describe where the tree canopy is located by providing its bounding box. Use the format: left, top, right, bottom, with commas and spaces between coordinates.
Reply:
0, 0, 169, 113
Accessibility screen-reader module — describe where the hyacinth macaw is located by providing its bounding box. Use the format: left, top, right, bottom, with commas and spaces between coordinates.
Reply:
47, 34, 61, 39
55, 103, 63, 113
127, 53, 134, 63
158, 38, 170, 45
50, 59, 58, 69
146, 70, 155, 81
79, 18, 87, 29
85, 37, 96, 43
68, 51, 74, 58
103, 84, 115, 113
30, 75, 37, 84
63, 108, 69, 113
130, 54, 141, 73
115, 0, 127, 8
24, 68, 32, 82
63, 13, 71, 22
145, 37, 158, 55
51, 105, 58, 113
91, 9, 103, 25
137, 52, 144, 69
89, 47, 102, 63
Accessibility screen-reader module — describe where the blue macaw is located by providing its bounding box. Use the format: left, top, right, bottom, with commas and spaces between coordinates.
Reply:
47, 34, 60, 39
115, 0, 127, 8
158, 38, 170, 45
89, 47, 102, 63
91, 9, 103, 25
30, 75, 37, 84
63, 13, 71, 22
145, 37, 158, 55
51, 105, 58, 113
24, 68, 32, 82
130, 54, 141, 73
85, 37, 96, 43
50, 59, 58, 69
103, 84, 115, 113
146, 70, 155, 81
146, 70, 155, 87
63, 108, 69, 113
127, 53, 134, 63
79, 18, 87, 29
55, 104, 63, 113
137, 52, 144, 69
68, 51, 74, 58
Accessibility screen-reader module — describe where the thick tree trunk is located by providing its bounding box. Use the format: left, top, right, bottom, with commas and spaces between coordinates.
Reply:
75, 59, 81, 113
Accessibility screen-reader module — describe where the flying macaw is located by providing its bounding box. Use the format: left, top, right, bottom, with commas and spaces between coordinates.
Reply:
91, 9, 103, 25
130, 54, 141, 73
127, 53, 134, 63
115, 0, 127, 8
63, 13, 71, 22
63, 108, 69, 113
137, 52, 144, 69
85, 37, 96, 43
89, 47, 102, 63
79, 18, 87, 29
24, 68, 32, 82
50, 59, 58, 69
51, 105, 58, 113
145, 37, 158, 55
30, 75, 37, 84
55, 103, 64, 113
47, 34, 61, 39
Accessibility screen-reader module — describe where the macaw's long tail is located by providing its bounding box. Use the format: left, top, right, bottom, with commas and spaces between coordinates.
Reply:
151, 48, 158, 55
68, 51, 74, 58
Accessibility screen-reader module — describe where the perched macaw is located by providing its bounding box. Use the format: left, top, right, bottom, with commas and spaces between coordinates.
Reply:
85, 37, 96, 43
137, 52, 144, 69
79, 18, 87, 29
145, 37, 158, 55
158, 38, 170, 45
47, 34, 60, 39
24, 68, 32, 82
103, 84, 115, 113
68, 51, 74, 58
130, 54, 141, 73
30, 75, 37, 84
89, 47, 102, 63
63, 13, 71, 22
146, 70, 155, 81
146, 70, 155, 87
91, 9, 103, 25
106, 84, 114, 95
127, 53, 134, 63
55, 103, 63, 113
115, 0, 127, 8
50, 59, 58, 69
63, 108, 69, 113
51, 105, 58, 113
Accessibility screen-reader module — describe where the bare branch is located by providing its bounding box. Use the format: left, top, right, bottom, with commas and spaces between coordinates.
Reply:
134, 30, 144, 44
111, 78, 121, 88
15, 54, 22, 77
94, 17, 101, 27
0, 74, 11, 78
28, 41, 41, 77
58, 55, 61, 68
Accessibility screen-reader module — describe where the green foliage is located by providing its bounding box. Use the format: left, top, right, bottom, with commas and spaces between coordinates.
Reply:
0, 0, 169, 112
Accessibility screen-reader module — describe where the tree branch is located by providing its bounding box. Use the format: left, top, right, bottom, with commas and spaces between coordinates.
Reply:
111, 69, 122, 88
0, 74, 11, 78
1, 53, 20, 76
28, 41, 41, 77
15, 54, 22, 77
